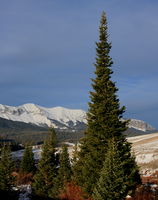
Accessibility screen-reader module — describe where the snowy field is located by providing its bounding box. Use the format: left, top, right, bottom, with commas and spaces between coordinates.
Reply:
12, 132, 158, 173
128, 132, 158, 172
12, 148, 42, 161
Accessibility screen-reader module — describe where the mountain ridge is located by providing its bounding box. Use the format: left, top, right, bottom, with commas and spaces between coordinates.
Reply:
0, 103, 156, 133
0, 103, 86, 130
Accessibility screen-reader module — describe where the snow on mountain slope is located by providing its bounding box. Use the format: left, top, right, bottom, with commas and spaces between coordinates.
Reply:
40, 106, 86, 124
0, 103, 156, 132
0, 103, 87, 129
128, 119, 155, 132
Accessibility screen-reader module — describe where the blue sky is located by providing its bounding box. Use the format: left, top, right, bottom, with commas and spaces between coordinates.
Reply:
0, 0, 158, 128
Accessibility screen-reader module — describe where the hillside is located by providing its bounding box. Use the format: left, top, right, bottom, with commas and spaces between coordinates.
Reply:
0, 117, 84, 144
0, 117, 46, 131
128, 132, 158, 173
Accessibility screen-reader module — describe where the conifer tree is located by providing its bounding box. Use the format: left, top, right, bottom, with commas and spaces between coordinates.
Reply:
0, 145, 15, 191
32, 128, 58, 199
20, 145, 36, 174
73, 12, 140, 195
92, 138, 128, 200
58, 144, 72, 191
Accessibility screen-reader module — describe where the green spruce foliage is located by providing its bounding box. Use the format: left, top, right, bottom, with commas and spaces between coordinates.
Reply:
92, 138, 128, 200
58, 144, 72, 191
73, 12, 140, 195
32, 128, 58, 199
20, 145, 36, 174
0, 145, 15, 191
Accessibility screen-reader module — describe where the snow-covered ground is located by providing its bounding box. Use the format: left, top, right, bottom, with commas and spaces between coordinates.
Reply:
128, 132, 158, 173
128, 133, 158, 143
12, 147, 42, 161
18, 185, 31, 200
12, 142, 75, 161
12, 133, 158, 174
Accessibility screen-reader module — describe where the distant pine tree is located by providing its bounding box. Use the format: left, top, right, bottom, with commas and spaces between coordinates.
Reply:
58, 144, 72, 191
0, 145, 15, 191
32, 128, 58, 199
20, 145, 36, 174
73, 11, 141, 195
92, 138, 128, 200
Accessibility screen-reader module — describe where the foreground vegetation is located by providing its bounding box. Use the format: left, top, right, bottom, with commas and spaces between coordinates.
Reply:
1, 129, 158, 200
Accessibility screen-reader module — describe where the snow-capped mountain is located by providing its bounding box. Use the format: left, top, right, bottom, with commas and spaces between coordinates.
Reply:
0, 103, 156, 132
128, 119, 155, 132
0, 103, 87, 130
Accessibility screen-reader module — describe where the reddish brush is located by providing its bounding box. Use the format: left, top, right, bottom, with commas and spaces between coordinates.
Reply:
126, 186, 155, 200
59, 182, 92, 200
16, 172, 33, 185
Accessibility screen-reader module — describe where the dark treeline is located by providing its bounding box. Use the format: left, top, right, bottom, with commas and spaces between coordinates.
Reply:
0, 128, 84, 145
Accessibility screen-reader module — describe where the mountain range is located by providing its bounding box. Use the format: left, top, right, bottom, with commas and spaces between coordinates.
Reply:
0, 103, 156, 133
1, 103, 158, 173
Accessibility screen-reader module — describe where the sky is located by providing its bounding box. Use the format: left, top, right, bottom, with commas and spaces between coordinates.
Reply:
0, 0, 158, 128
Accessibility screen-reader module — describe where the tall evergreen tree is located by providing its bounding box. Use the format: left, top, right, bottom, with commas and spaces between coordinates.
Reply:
0, 145, 15, 191
92, 138, 128, 200
32, 128, 58, 199
20, 145, 36, 174
58, 144, 72, 191
73, 12, 140, 195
